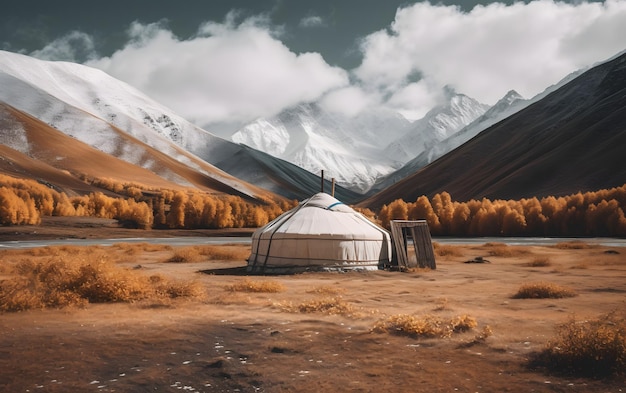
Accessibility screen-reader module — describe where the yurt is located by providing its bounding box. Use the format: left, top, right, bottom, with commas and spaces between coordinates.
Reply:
247, 192, 392, 273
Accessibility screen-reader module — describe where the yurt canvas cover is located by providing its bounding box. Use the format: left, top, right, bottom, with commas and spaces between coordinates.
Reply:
247, 193, 391, 273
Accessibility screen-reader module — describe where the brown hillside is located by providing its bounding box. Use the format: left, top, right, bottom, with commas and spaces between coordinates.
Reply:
0, 145, 107, 196
0, 103, 279, 202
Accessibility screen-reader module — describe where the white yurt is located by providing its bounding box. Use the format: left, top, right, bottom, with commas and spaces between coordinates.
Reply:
247, 192, 392, 273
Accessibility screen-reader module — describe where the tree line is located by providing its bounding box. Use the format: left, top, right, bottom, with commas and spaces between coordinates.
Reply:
377, 184, 626, 237
0, 175, 293, 229
2, 174, 625, 236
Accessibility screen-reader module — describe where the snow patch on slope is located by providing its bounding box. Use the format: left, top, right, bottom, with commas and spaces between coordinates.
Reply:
0, 105, 29, 154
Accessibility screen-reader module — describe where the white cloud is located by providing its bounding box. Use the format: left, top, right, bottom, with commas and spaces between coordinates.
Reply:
87, 17, 348, 128
387, 80, 442, 120
299, 15, 325, 28
30, 31, 97, 62
29, 1, 626, 126
354, 0, 626, 118
319, 86, 378, 117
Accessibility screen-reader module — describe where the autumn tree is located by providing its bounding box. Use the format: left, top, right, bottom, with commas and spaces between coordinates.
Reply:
166, 191, 188, 228
408, 195, 441, 234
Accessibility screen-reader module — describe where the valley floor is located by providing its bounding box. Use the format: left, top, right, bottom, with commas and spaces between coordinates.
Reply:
0, 219, 625, 392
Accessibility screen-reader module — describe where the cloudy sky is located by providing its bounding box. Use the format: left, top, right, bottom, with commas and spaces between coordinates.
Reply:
2, 0, 625, 135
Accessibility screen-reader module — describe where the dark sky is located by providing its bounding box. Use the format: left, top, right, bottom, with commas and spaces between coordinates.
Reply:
0, 0, 559, 68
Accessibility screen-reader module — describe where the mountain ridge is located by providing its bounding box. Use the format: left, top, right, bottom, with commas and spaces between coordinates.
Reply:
231, 93, 488, 192
361, 51, 626, 207
0, 50, 345, 202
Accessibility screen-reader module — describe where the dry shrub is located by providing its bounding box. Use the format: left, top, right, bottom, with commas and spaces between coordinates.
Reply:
512, 282, 577, 299
111, 242, 171, 255
111, 242, 143, 255
0, 255, 204, 312
306, 285, 346, 296
553, 241, 598, 250
224, 278, 285, 293
525, 257, 552, 267
475, 325, 493, 341
460, 325, 494, 348
197, 245, 249, 261
150, 275, 206, 299
483, 243, 530, 257
372, 314, 478, 338
529, 312, 626, 378
433, 242, 463, 257
166, 247, 202, 263
166, 245, 248, 263
21, 246, 61, 257
284, 297, 356, 316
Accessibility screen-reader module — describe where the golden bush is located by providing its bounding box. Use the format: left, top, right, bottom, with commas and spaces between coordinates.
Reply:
530, 312, 626, 378
512, 282, 577, 299
224, 278, 286, 293
0, 251, 204, 312
372, 314, 478, 338
282, 297, 356, 316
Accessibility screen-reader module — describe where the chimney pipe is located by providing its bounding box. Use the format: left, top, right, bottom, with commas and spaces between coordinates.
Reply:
320, 170, 324, 193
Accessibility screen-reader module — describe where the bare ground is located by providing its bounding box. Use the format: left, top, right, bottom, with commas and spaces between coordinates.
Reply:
0, 218, 625, 392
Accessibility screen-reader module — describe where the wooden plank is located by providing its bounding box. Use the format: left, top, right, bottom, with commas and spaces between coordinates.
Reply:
390, 222, 408, 269
390, 220, 436, 270
411, 224, 436, 269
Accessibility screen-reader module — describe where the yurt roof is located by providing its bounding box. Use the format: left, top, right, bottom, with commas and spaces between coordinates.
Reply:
253, 192, 388, 240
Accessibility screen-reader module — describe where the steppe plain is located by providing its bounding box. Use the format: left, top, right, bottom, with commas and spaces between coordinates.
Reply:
0, 217, 624, 392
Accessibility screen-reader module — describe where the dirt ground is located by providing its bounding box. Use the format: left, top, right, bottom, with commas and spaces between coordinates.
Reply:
0, 218, 625, 392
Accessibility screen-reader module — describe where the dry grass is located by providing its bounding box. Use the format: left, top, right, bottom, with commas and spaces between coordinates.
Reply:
306, 285, 346, 296
0, 253, 205, 312
553, 241, 599, 250
166, 247, 203, 263
433, 242, 464, 257
529, 312, 626, 378
224, 278, 286, 293
199, 245, 250, 260
483, 243, 531, 257
112, 242, 172, 254
166, 245, 249, 263
281, 297, 357, 316
372, 314, 478, 338
512, 282, 577, 299
524, 257, 552, 267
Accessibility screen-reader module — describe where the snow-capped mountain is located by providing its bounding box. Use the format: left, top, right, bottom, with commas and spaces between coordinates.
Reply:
423, 90, 527, 164
0, 50, 363, 202
362, 51, 626, 206
232, 103, 412, 192
383, 89, 490, 163
370, 90, 528, 193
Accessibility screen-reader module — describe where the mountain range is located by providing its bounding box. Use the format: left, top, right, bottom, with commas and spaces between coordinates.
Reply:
362, 51, 626, 207
1, 49, 624, 208
0, 50, 358, 203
